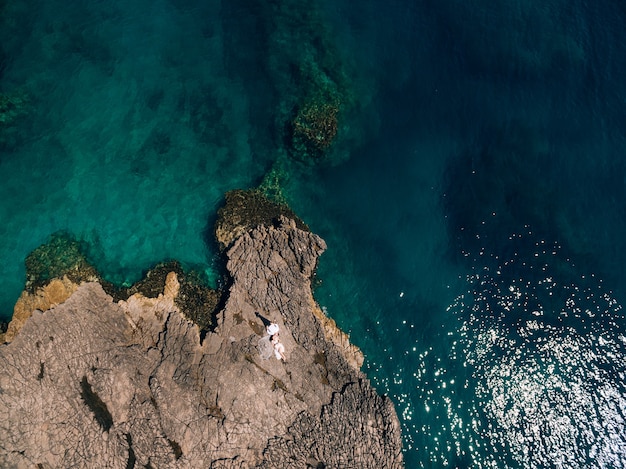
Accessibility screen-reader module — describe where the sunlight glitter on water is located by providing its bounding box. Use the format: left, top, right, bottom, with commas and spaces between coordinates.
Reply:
446, 229, 626, 467
361, 226, 626, 467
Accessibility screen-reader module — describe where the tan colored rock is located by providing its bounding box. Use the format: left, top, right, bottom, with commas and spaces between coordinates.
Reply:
312, 302, 364, 370
164, 271, 180, 300
118, 272, 181, 346
3, 276, 79, 343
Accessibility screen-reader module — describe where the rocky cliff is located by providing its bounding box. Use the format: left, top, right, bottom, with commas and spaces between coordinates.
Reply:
0, 192, 404, 468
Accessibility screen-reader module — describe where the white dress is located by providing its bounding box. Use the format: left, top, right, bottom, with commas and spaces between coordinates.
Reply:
273, 341, 285, 360
257, 335, 274, 360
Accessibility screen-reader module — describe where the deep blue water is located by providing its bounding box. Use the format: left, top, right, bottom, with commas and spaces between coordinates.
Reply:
2, 0, 626, 467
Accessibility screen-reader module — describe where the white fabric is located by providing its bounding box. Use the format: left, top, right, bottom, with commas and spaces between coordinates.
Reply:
258, 335, 274, 360
266, 323, 279, 336
273, 341, 285, 360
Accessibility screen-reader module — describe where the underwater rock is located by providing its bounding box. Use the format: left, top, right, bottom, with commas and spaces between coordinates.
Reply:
23, 231, 100, 293
0, 199, 404, 468
281, 49, 349, 164
230, 0, 353, 165
290, 94, 340, 161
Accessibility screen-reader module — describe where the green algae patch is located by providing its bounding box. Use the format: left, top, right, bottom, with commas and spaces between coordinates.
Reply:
257, 159, 290, 205
24, 232, 101, 293
214, 189, 309, 250
290, 93, 341, 162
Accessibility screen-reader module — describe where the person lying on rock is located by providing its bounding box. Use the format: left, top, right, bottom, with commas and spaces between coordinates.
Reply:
266, 322, 279, 336
271, 333, 286, 361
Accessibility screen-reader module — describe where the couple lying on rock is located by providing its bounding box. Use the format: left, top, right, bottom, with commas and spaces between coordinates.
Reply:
259, 322, 286, 361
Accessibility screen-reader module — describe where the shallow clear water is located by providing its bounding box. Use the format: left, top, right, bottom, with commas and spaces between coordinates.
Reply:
2, 0, 626, 466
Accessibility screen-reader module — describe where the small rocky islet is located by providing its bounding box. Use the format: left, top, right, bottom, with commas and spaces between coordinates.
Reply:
0, 189, 404, 468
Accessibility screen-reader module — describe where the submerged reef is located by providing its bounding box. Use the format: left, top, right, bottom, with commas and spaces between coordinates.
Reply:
0, 190, 404, 467
290, 91, 341, 161
225, 0, 354, 165
24, 231, 101, 293
277, 11, 352, 165
256, 159, 290, 205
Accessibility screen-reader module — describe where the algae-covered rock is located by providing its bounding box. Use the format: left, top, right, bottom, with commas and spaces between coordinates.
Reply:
252, 0, 354, 164
120, 260, 222, 333
19, 234, 223, 337
24, 232, 100, 292
283, 50, 348, 164
290, 92, 341, 161
214, 189, 308, 250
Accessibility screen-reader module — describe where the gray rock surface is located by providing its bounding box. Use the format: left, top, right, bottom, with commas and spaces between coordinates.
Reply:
0, 216, 404, 468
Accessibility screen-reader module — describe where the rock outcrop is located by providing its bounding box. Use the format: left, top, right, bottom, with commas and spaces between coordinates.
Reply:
0, 204, 404, 467
214, 189, 308, 250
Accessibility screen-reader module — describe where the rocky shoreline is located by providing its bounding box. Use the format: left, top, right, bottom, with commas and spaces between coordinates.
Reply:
0, 190, 404, 468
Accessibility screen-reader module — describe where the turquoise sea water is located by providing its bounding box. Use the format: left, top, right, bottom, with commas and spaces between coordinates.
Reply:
2, 0, 626, 467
